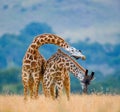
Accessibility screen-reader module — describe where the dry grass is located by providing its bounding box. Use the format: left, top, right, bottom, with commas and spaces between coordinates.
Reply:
0, 94, 120, 112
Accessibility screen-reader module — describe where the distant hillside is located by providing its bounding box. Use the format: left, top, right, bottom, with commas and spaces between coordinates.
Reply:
0, 22, 120, 74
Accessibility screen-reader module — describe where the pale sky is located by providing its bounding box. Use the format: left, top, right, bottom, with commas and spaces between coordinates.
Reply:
0, 0, 120, 44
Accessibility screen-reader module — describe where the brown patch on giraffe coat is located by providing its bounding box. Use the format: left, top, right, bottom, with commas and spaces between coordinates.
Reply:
38, 61, 41, 66
37, 40, 40, 45
49, 35, 53, 38
59, 39, 64, 43
66, 63, 69, 66
59, 63, 64, 67
24, 60, 30, 63
23, 73, 27, 77
33, 55, 37, 60
40, 35, 45, 38
31, 61, 37, 67
25, 65, 30, 69
29, 55, 33, 60
46, 75, 49, 79
60, 43, 64, 47
62, 59, 65, 62
57, 40, 60, 45
28, 48, 34, 54
34, 74, 38, 77
50, 69, 55, 72
47, 38, 50, 42
46, 81, 50, 87
41, 39, 44, 42
31, 44, 36, 49
64, 43, 68, 47
52, 39, 55, 43
26, 54, 30, 58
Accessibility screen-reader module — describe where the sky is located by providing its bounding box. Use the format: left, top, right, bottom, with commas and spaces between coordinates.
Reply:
0, 0, 120, 44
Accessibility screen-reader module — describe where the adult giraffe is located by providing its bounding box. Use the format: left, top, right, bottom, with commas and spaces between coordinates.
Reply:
43, 49, 94, 100
22, 33, 86, 100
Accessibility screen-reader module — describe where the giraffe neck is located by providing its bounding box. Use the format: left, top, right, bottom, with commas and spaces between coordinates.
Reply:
50, 49, 86, 80
27, 34, 69, 52
26, 33, 85, 60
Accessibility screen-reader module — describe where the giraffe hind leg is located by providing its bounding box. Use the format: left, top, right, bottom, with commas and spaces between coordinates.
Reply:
50, 83, 56, 100
34, 78, 40, 99
23, 81, 28, 100
22, 72, 29, 100
28, 79, 34, 99
63, 72, 70, 100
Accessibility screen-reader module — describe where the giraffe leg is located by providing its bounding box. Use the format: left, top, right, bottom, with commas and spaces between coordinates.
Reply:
63, 74, 70, 100
22, 72, 29, 100
56, 80, 63, 99
23, 81, 28, 100
33, 73, 40, 99
34, 80, 40, 99
43, 74, 52, 98
40, 75, 45, 94
50, 83, 55, 100
28, 80, 34, 99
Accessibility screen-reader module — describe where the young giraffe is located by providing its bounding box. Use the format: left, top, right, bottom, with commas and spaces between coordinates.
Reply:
22, 33, 86, 100
43, 49, 94, 100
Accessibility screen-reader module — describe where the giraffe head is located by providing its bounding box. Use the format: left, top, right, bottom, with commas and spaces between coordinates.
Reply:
65, 47, 86, 60
80, 69, 94, 94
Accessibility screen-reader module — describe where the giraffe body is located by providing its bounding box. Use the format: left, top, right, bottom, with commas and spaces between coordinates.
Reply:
22, 34, 86, 100
43, 49, 94, 100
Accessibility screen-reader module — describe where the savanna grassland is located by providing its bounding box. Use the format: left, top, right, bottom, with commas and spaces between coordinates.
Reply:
0, 94, 120, 112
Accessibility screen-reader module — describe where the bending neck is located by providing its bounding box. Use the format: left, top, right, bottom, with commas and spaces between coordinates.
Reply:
31, 34, 69, 49
57, 49, 86, 73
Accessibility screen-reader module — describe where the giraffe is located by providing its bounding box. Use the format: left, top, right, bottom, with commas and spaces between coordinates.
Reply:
22, 33, 86, 100
43, 49, 94, 100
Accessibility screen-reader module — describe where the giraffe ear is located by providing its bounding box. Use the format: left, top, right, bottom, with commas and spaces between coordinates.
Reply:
85, 69, 88, 76
90, 72, 94, 80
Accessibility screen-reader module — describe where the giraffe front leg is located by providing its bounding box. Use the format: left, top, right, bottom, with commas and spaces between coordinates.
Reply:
63, 74, 70, 100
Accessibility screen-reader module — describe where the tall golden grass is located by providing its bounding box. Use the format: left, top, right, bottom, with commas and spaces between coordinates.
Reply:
0, 94, 120, 112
